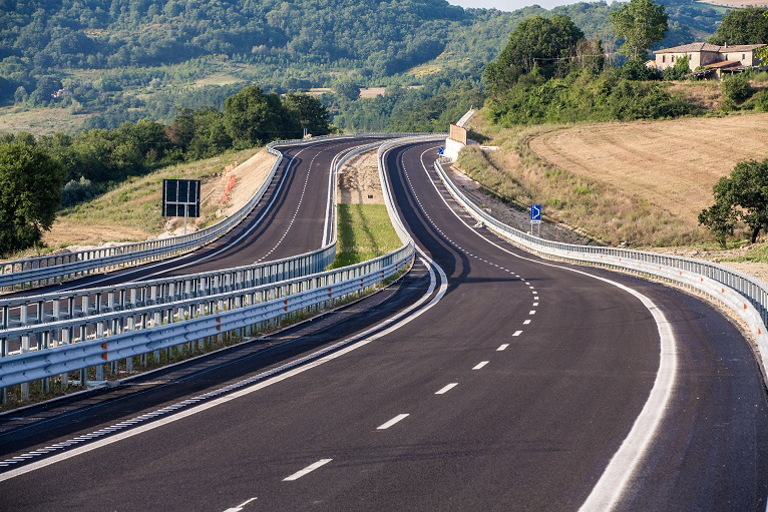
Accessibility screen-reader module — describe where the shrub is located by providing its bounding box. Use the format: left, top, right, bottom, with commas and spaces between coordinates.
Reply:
61, 177, 95, 207
721, 74, 753, 108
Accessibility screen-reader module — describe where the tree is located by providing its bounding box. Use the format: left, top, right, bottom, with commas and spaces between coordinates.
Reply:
223, 86, 297, 147
334, 80, 361, 101
283, 93, 331, 136
709, 8, 768, 46
610, 0, 668, 60
699, 158, 768, 244
0, 142, 65, 255
484, 15, 584, 93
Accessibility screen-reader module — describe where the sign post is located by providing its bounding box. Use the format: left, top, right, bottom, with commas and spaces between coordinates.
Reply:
162, 179, 201, 235
530, 204, 542, 237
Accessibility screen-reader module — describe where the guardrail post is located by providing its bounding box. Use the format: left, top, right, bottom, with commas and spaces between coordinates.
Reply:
20, 333, 29, 400
79, 325, 87, 386
126, 317, 135, 372
41, 331, 50, 393
0, 335, 6, 405
61, 327, 70, 390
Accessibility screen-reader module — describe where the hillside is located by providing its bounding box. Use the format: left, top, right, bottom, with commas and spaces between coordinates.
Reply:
0, 0, 726, 133
41, 146, 274, 251
458, 111, 768, 248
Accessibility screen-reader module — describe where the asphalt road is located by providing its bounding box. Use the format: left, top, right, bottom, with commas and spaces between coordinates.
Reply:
7, 137, 379, 297
0, 140, 766, 511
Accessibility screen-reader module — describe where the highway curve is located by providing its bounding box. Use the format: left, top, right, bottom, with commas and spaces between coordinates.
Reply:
7, 137, 380, 296
0, 140, 766, 511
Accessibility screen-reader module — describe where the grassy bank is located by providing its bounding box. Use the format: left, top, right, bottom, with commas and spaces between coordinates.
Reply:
38, 146, 268, 251
331, 204, 402, 268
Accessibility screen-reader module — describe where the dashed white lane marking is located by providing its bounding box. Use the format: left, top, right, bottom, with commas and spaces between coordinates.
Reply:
513, 330, 523, 337
413, 145, 677, 512
378, 414, 409, 430
223, 497, 258, 512
529, 310, 536, 315
497, 344, 509, 351
283, 459, 333, 481
532, 291, 538, 295
523, 319, 531, 325
256, 149, 324, 263
533, 302, 539, 307
435, 383, 459, 395
473, 361, 489, 370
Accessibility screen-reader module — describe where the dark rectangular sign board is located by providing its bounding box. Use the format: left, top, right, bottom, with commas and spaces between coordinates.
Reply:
162, 179, 201, 218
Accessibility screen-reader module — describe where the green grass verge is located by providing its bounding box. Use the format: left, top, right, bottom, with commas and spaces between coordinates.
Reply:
331, 204, 402, 268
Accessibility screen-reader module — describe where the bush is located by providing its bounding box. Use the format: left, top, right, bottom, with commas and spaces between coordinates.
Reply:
61, 177, 95, 207
721, 74, 753, 108
488, 70, 697, 126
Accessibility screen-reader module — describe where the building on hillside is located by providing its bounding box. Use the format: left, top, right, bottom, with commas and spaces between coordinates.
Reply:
649, 42, 767, 79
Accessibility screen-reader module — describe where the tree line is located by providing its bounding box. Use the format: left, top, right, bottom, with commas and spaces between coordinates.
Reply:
0, 87, 331, 256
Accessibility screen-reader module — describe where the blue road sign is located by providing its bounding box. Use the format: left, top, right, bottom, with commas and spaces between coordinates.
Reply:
438, 146, 444, 155
530, 204, 542, 222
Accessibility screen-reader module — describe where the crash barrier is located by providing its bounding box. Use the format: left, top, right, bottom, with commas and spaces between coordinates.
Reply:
433, 159, 768, 386
0, 133, 429, 292
0, 135, 443, 401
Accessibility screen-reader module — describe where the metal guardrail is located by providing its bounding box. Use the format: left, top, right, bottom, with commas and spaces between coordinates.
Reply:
433, 159, 768, 385
0, 135, 442, 397
0, 138, 390, 337
0, 133, 429, 292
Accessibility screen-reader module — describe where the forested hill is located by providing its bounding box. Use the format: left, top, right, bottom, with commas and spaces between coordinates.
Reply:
0, 0, 726, 132
2, 0, 722, 74
2, 0, 466, 73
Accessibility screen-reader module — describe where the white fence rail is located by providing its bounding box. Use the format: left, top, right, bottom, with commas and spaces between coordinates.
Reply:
0, 135, 442, 399
0, 138, 392, 335
0, 133, 425, 292
433, 160, 768, 386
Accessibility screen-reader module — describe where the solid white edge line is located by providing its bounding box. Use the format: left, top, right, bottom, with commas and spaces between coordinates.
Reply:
416, 146, 678, 512
435, 383, 458, 395
0, 143, 449, 484
377, 414, 409, 430
283, 458, 333, 481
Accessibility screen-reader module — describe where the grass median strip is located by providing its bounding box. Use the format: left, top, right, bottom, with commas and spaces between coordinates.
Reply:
331, 204, 402, 268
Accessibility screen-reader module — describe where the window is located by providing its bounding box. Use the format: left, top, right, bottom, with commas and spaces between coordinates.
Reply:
662, 55, 666, 63
672, 55, 675, 62
743, 53, 746, 60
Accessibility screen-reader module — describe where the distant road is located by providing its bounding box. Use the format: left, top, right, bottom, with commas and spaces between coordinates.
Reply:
7, 137, 381, 297
0, 140, 765, 511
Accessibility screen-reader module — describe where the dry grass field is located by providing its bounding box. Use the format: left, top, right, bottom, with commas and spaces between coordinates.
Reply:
528, 114, 768, 231
0, 107, 91, 135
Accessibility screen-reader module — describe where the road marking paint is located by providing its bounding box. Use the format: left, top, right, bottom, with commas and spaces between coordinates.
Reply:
529, 310, 536, 315
532, 291, 538, 295
378, 414, 409, 430
497, 344, 509, 351
435, 383, 458, 395
525, 282, 531, 285
223, 497, 258, 512
283, 459, 333, 481
513, 330, 522, 337
417, 150, 679, 512
473, 361, 489, 370
523, 319, 531, 325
